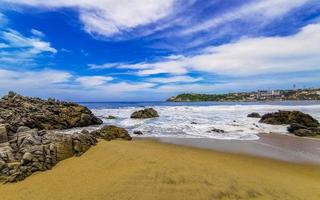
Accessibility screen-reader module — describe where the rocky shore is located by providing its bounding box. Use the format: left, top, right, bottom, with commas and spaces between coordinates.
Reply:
0, 92, 131, 183
259, 110, 320, 137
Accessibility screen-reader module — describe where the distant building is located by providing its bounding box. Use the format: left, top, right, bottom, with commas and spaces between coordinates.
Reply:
272, 90, 281, 96
257, 90, 281, 99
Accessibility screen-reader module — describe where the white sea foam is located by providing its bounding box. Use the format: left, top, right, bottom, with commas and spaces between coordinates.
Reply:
89, 104, 320, 140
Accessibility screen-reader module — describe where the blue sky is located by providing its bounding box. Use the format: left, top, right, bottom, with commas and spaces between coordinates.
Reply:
0, 0, 320, 101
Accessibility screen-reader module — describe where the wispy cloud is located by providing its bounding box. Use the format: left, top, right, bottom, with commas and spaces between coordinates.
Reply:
98, 23, 320, 77
147, 75, 202, 83
88, 62, 125, 70
30, 29, 45, 38
154, 73, 320, 94
76, 76, 113, 87
4, 0, 176, 37
0, 28, 57, 67
0, 68, 157, 101
180, 0, 313, 36
0, 68, 71, 90
0, 12, 8, 27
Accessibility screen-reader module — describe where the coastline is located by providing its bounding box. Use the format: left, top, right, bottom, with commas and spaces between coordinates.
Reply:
155, 133, 320, 164
0, 138, 319, 200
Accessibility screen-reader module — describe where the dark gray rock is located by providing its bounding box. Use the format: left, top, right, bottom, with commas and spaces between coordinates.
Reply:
247, 113, 261, 118
288, 123, 320, 137
259, 110, 319, 127
131, 108, 159, 119
133, 130, 143, 135
293, 129, 317, 137
209, 128, 225, 133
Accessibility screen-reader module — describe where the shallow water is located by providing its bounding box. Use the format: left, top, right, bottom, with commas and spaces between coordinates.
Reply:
77, 101, 320, 140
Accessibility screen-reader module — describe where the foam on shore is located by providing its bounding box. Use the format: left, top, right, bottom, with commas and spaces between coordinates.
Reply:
89, 104, 320, 140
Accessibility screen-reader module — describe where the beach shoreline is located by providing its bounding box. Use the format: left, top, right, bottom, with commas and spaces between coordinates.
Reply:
153, 133, 320, 165
0, 138, 319, 200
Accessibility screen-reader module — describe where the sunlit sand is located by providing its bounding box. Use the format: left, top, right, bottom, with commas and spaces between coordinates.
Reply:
1, 139, 319, 200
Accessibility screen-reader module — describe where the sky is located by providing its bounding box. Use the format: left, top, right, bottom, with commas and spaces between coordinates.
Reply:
0, 0, 320, 101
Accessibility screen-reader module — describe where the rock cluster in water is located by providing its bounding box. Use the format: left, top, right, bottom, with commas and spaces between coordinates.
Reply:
259, 110, 320, 137
0, 92, 132, 183
130, 108, 159, 119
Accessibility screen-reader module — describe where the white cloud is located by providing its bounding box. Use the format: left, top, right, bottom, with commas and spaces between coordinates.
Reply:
93, 82, 155, 92
31, 29, 45, 37
5, 0, 176, 37
0, 13, 7, 26
181, 0, 312, 35
0, 69, 71, 90
155, 75, 320, 94
76, 76, 113, 87
147, 75, 202, 83
0, 43, 9, 48
0, 29, 57, 67
1, 29, 56, 53
88, 62, 124, 69
106, 23, 320, 77
0, 67, 156, 101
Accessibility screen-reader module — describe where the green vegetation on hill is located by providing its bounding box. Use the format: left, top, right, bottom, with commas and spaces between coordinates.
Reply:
167, 93, 245, 102
167, 88, 320, 102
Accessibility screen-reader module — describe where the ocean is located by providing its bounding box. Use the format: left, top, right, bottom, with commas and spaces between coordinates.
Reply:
73, 101, 320, 140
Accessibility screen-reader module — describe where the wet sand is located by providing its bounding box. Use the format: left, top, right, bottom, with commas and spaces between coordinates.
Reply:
0, 139, 320, 200
157, 133, 320, 164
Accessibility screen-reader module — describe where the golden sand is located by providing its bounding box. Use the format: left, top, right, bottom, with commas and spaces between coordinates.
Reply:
0, 139, 320, 200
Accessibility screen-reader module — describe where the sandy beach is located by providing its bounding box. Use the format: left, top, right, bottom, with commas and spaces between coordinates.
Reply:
1, 138, 319, 200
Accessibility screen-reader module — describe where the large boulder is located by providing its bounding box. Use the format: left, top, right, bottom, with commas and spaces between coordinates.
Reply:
259, 111, 319, 127
95, 125, 132, 141
0, 91, 103, 132
130, 108, 159, 119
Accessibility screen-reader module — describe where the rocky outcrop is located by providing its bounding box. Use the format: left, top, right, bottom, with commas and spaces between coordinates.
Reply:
0, 91, 102, 133
259, 111, 319, 126
259, 111, 320, 137
130, 108, 159, 119
94, 125, 132, 141
0, 128, 97, 183
0, 92, 133, 183
0, 125, 131, 183
247, 113, 261, 118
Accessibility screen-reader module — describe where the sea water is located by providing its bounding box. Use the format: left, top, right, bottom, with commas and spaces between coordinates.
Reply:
75, 101, 320, 140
